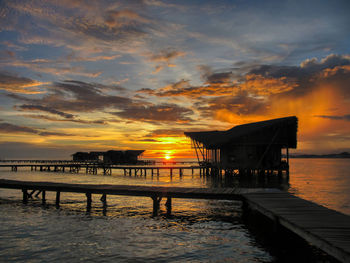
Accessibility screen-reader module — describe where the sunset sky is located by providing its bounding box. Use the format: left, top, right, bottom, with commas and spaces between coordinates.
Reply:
0, 0, 350, 159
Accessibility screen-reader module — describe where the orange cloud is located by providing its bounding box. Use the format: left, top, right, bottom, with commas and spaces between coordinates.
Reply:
242, 74, 296, 96
0, 73, 46, 94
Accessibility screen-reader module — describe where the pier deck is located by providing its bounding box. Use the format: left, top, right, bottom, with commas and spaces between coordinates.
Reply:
242, 191, 350, 263
1, 179, 350, 262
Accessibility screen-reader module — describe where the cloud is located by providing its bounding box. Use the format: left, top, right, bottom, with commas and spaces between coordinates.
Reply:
17, 104, 75, 119
0, 72, 46, 94
105, 9, 151, 28
0, 122, 73, 136
112, 104, 193, 123
147, 48, 186, 73
8, 78, 195, 124
0, 59, 102, 78
22, 114, 107, 125
315, 114, 350, 121
144, 128, 185, 137
247, 54, 350, 97
139, 69, 237, 98
9, 80, 134, 113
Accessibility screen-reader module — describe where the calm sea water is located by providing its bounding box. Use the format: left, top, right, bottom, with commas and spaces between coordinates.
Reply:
0, 158, 349, 262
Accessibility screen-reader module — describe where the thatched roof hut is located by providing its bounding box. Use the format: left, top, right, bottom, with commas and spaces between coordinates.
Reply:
185, 116, 298, 171
185, 116, 297, 149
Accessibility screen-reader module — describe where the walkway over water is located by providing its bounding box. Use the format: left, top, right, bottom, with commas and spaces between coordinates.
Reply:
0, 179, 349, 262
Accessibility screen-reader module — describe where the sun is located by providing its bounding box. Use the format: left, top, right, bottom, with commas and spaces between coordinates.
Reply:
164, 154, 171, 160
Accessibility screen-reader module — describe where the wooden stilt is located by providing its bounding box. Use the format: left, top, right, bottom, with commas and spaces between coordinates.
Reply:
42, 191, 46, 205
100, 193, 107, 208
22, 189, 28, 204
152, 196, 162, 217
165, 197, 172, 216
35, 190, 42, 197
86, 192, 92, 211
56, 191, 60, 208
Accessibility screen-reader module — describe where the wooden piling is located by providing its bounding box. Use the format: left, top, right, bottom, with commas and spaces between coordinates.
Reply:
22, 189, 28, 204
86, 192, 92, 211
56, 191, 60, 208
152, 196, 162, 217
165, 197, 172, 216
42, 190, 46, 205
101, 193, 107, 208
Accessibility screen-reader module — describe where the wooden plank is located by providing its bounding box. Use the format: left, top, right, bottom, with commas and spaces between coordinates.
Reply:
243, 191, 350, 263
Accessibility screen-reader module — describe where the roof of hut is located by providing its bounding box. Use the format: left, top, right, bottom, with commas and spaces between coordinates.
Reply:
184, 116, 298, 149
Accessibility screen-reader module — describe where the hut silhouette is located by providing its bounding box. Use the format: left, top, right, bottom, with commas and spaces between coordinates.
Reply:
185, 116, 297, 175
72, 150, 144, 164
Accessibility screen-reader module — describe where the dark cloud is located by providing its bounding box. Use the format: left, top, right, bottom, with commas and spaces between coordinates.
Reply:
144, 128, 185, 137
17, 104, 75, 119
247, 54, 350, 97
139, 71, 236, 98
197, 90, 268, 118
10, 80, 134, 113
112, 104, 193, 123
149, 48, 186, 63
315, 114, 350, 121
0, 122, 73, 136
22, 114, 107, 125
0, 72, 43, 94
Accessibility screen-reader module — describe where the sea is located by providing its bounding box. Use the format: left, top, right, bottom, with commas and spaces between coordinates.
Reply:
0, 158, 349, 262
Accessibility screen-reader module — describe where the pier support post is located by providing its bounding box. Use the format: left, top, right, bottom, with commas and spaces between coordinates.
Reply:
86, 192, 92, 212
22, 189, 28, 204
100, 193, 107, 208
56, 191, 60, 208
165, 197, 172, 216
42, 191, 46, 205
152, 196, 162, 217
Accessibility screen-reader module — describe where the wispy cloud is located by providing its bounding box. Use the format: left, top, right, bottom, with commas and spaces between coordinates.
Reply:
0, 122, 73, 136
315, 114, 350, 121
146, 48, 186, 73
0, 72, 46, 94
112, 104, 193, 123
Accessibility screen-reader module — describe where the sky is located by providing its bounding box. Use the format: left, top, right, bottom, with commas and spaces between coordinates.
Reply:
0, 0, 350, 159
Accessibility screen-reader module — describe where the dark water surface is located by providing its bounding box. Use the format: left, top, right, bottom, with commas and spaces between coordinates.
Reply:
0, 158, 349, 262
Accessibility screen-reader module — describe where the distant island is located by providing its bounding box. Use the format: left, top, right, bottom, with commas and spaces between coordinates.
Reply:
289, 152, 350, 158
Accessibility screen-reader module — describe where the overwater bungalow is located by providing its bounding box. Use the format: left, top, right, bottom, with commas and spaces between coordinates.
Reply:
72, 150, 145, 164
185, 116, 298, 175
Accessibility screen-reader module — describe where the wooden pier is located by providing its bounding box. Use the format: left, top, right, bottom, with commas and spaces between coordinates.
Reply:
0, 179, 349, 262
0, 162, 288, 178
243, 191, 350, 263
0, 179, 245, 216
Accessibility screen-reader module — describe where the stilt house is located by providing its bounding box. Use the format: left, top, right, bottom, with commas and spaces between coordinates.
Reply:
184, 116, 297, 172
72, 150, 144, 164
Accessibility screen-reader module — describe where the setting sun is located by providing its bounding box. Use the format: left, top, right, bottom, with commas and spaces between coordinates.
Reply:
164, 154, 171, 160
